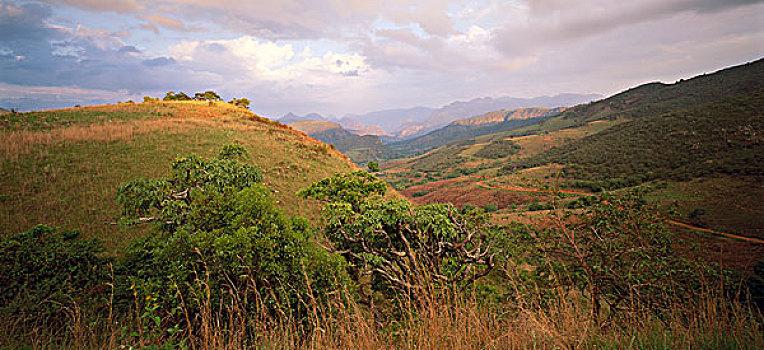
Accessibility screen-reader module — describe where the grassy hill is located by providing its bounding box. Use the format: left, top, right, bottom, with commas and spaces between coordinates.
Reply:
0, 101, 358, 254
288, 120, 344, 134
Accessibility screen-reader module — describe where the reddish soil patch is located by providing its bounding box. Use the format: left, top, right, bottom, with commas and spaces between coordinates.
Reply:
402, 177, 545, 208
672, 228, 764, 273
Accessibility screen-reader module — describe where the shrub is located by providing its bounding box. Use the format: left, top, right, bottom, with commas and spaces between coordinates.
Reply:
115, 146, 348, 326
301, 172, 495, 302
0, 225, 108, 327
483, 203, 499, 212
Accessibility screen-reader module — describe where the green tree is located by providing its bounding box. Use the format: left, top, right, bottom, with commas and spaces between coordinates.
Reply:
163, 91, 191, 101
367, 161, 380, 172
300, 172, 495, 301
505, 191, 717, 325
228, 97, 251, 108
194, 90, 222, 102
116, 146, 346, 325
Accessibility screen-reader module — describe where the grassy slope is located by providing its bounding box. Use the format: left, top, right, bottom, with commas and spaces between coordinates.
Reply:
288, 120, 343, 134
0, 101, 358, 254
512, 90, 764, 182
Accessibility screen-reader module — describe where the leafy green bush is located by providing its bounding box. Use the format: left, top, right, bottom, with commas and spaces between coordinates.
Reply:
503, 192, 727, 324
483, 203, 499, 212
0, 225, 108, 326
527, 202, 551, 211
115, 146, 348, 326
301, 172, 495, 301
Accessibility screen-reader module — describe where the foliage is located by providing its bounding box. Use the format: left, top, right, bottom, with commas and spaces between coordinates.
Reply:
483, 203, 498, 212
0, 225, 108, 326
163, 91, 192, 101
474, 139, 521, 159
116, 146, 347, 325
503, 192, 724, 324
228, 97, 251, 108
297, 171, 386, 210
367, 161, 380, 172
502, 87, 764, 189
301, 172, 495, 300
116, 145, 262, 232
193, 91, 222, 101
411, 190, 430, 197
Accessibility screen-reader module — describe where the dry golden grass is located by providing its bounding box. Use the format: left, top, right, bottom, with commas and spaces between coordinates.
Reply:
1, 101, 353, 166
4, 273, 759, 350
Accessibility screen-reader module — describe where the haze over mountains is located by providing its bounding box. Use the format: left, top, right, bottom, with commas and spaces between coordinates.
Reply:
280, 93, 601, 139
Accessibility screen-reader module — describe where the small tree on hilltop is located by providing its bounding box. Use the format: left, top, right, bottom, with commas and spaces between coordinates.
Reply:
163, 91, 191, 101
194, 90, 222, 102
228, 97, 251, 109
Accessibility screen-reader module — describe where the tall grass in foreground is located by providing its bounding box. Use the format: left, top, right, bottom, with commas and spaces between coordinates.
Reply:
2, 269, 761, 349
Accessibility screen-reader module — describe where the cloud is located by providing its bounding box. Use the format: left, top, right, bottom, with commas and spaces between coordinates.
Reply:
2, 0, 762, 117
492, 0, 764, 55
41, 0, 143, 13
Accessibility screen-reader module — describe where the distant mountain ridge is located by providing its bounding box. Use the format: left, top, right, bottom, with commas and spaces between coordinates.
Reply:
279, 93, 601, 140
279, 112, 333, 124
288, 120, 393, 164
387, 107, 562, 158
415, 93, 602, 135
329, 93, 603, 139
452, 107, 565, 126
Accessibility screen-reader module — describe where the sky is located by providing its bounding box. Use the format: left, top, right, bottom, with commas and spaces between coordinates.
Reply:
0, 0, 762, 118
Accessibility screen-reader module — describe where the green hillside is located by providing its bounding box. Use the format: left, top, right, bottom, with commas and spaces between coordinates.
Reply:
288, 120, 344, 134
0, 101, 358, 253
560, 58, 764, 123
507, 90, 763, 187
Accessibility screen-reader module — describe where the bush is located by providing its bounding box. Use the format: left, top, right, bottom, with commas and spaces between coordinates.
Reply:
483, 203, 499, 212
0, 225, 108, 326
301, 172, 495, 301
412, 190, 430, 197
115, 146, 348, 326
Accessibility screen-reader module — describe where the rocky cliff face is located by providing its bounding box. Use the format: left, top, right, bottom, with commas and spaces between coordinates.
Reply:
451, 107, 565, 126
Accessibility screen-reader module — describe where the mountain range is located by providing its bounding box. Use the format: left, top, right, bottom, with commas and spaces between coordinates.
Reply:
279, 93, 601, 140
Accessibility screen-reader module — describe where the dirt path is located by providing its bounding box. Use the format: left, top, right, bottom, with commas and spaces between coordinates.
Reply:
665, 220, 764, 244
470, 175, 764, 244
